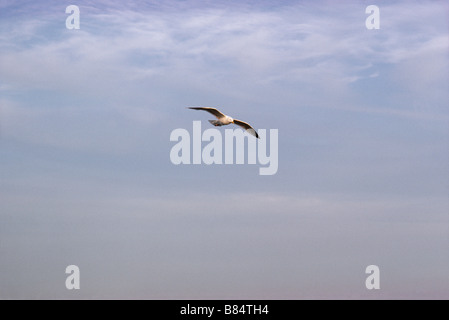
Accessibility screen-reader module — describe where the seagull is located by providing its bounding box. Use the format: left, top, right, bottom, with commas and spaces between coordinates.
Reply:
188, 107, 259, 138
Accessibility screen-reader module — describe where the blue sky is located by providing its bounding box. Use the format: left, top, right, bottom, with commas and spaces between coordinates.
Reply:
1, 0, 448, 299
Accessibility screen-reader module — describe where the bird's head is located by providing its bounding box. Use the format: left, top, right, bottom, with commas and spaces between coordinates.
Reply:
227, 116, 234, 123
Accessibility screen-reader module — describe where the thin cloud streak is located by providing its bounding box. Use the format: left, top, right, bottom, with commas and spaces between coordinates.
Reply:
0, 2, 447, 117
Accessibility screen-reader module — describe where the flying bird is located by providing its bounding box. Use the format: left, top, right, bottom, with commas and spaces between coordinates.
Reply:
188, 107, 259, 138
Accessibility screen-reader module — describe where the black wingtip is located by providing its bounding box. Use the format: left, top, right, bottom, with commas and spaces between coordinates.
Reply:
249, 129, 259, 139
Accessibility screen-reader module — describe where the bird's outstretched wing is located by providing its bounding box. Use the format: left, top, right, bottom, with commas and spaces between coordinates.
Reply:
233, 119, 259, 139
187, 107, 226, 119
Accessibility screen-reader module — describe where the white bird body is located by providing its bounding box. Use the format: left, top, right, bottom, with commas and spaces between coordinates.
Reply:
188, 107, 259, 138
209, 116, 233, 126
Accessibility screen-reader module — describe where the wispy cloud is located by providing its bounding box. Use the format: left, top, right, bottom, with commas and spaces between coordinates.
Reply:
1, 2, 447, 95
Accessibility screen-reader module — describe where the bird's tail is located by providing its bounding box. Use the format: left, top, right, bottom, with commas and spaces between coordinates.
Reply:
208, 120, 222, 126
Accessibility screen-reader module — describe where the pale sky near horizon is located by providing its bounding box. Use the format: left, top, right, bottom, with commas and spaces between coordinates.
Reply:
1, 0, 448, 299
